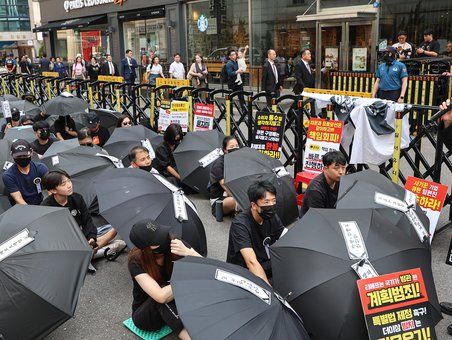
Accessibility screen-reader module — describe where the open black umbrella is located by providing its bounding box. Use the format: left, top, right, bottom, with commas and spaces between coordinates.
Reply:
41, 92, 89, 116
45, 109, 120, 134
270, 208, 441, 340
0, 205, 92, 339
94, 168, 207, 256
336, 169, 430, 242
41, 146, 117, 210
173, 129, 225, 195
0, 94, 20, 102
42, 138, 80, 158
4, 125, 36, 142
9, 100, 41, 116
172, 256, 310, 340
224, 147, 298, 226
103, 125, 163, 167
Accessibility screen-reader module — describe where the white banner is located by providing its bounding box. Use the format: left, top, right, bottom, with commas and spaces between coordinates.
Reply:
0, 229, 35, 262
199, 148, 223, 168
339, 221, 368, 260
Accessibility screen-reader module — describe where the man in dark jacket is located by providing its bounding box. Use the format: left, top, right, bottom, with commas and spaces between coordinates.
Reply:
101, 54, 120, 76
121, 49, 138, 84
293, 49, 315, 94
261, 49, 282, 107
40, 53, 50, 72
225, 50, 245, 109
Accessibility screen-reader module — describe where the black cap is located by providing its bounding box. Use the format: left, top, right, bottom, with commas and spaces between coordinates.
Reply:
84, 112, 99, 128
397, 31, 407, 37
423, 28, 433, 36
129, 219, 171, 250
11, 107, 20, 121
11, 139, 32, 157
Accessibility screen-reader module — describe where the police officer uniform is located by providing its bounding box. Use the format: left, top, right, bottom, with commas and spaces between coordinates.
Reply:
374, 47, 408, 101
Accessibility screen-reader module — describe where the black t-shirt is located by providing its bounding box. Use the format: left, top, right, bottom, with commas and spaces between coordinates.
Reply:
53, 117, 77, 140
154, 142, 177, 178
19, 60, 30, 73
226, 209, 284, 276
418, 40, 440, 57
91, 126, 110, 147
128, 260, 170, 312
41, 192, 97, 241
209, 155, 224, 200
300, 172, 339, 217
31, 138, 54, 156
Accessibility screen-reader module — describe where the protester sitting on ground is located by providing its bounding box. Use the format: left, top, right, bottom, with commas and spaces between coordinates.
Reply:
1, 107, 21, 134
128, 146, 158, 173
53, 115, 77, 140
209, 136, 240, 217
300, 150, 346, 217
31, 120, 54, 157
128, 219, 200, 338
154, 123, 183, 183
226, 180, 285, 285
2, 139, 49, 205
19, 114, 35, 126
439, 100, 452, 150
77, 127, 95, 147
116, 114, 133, 128
84, 112, 110, 147
41, 170, 123, 259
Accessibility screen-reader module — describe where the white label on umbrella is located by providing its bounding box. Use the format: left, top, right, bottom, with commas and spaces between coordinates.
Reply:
153, 173, 180, 192
339, 221, 368, 260
404, 190, 417, 208
2, 101, 11, 118
0, 228, 34, 262
351, 259, 379, 279
52, 155, 60, 166
199, 148, 223, 168
183, 196, 198, 215
19, 110, 24, 117
272, 166, 290, 178
96, 153, 124, 168
3, 161, 13, 170
273, 291, 301, 320
141, 139, 155, 159
172, 191, 188, 221
374, 192, 408, 212
215, 269, 272, 305
405, 208, 430, 242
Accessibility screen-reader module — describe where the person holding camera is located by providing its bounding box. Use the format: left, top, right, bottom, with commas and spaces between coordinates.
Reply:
392, 31, 413, 60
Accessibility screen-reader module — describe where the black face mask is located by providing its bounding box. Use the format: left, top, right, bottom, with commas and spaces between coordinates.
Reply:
152, 238, 170, 254
258, 204, 277, 220
14, 157, 31, 168
81, 143, 93, 147
139, 164, 153, 172
174, 139, 181, 147
227, 147, 239, 153
40, 129, 50, 140
383, 53, 395, 65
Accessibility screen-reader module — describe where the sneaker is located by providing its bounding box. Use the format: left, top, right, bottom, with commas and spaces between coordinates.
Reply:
87, 262, 97, 274
105, 239, 127, 261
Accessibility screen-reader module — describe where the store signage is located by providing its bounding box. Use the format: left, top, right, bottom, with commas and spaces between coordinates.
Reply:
63, 0, 126, 12
197, 14, 209, 33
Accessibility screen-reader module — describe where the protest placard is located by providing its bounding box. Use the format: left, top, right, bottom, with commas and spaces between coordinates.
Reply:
157, 101, 189, 132
250, 112, 285, 159
193, 103, 215, 131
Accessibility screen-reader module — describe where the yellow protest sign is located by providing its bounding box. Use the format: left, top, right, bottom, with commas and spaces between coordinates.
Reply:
98, 75, 124, 83
42, 72, 59, 77
156, 78, 190, 88
304, 88, 372, 98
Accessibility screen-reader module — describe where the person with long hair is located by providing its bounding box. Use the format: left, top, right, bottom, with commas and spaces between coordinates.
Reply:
87, 56, 100, 82
146, 56, 165, 86
72, 56, 86, 80
187, 54, 208, 88
116, 114, 133, 128
153, 123, 183, 182
128, 219, 200, 338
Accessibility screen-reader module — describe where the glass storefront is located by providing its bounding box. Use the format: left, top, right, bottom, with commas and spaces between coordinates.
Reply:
0, 0, 30, 31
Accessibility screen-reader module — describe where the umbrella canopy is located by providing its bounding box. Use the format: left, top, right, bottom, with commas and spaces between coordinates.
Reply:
4, 125, 36, 142
0, 194, 11, 214
270, 208, 441, 340
42, 138, 81, 158
45, 109, 120, 134
224, 147, 298, 226
336, 169, 430, 241
9, 100, 41, 116
94, 168, 207, 256
0, 94, 20, 102
173, 129, 225, 195
103, 125, 163, 167
172, 256, 310, 340
0, 205, 92, 339
41, 92, 89, 116
41, 146, 115, 210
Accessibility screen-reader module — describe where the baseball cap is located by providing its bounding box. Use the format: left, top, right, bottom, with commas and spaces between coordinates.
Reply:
129, 219, 172, 250
423, 28, 433, 36
11, 139, 32, 158
84, 112, 99, 128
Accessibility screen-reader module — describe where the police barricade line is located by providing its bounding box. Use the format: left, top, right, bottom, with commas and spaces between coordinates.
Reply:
228, 90, 253, 146
132, 84, 153, 125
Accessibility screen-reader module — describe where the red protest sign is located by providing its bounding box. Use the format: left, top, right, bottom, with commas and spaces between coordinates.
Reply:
193, 103, 215, 131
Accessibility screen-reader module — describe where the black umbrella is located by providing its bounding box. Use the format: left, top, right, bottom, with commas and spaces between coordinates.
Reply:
270, 208, 441, 340
172, 256, 310, 340
0, 94, 20, 102
9, 100, 41, 116
224, 147, 298, 226
336, 169, 430, 242
0, 205, 92, 339
45, 109, 120, 134
41, 146, 117, 210
0, 194, 11, 214
41, 92, 89, 116
103, 125, 163, 167
173, 129, 225, 195
42, 138, 80, 158
4, 125, 36, 142
94, 168, 207, 256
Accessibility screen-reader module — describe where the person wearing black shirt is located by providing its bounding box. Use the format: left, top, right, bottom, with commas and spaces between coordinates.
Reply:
53, 115, 77, 140
31, 121, 54, 158
209, 136, 239, 216
416, 29, 440, 58
128, 219, 200, 337
154, 123, 183, 183
84, 112, 110, 147
300, 150, 346, 217
87, 57, 101, 82
226, 180, 285, 285
1, 107, 21, 136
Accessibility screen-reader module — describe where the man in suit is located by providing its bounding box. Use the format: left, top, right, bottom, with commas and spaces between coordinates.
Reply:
101, 54, 119, 76
120, 49, 138, 84
293, 49, 315, 95
261, 49, 283, 107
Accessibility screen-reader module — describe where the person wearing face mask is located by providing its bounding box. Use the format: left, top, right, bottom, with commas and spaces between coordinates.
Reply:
84, 112, 110, 147
128, 146, 158, 174
153, 123, 183, 183
31, 121, 54, 157
128, 219, 199, 338
209, 136, 240, 217
2, 139, 49, 205
1, 107, 21, 135
226, 180, 285, 285
77, 128, 95, 147
372, 46, 408, 103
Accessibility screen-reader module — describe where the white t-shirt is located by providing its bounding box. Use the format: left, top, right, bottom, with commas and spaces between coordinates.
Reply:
169, 61, 186, 79
146, 64, 163, 75
392, 42, 413, 58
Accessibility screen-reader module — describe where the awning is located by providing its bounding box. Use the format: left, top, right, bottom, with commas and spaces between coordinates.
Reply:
33, 15, 106, 32
296, 5, 377, 22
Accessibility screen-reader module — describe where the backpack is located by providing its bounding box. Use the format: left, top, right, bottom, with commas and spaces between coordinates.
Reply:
220, 63, 228, 83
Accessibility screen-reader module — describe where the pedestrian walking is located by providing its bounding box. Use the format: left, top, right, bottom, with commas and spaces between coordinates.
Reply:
87, 57, 100, 82
188, 54, 208, 88
72, 56, 86, 80
293, 48, 315, 94
40, 53, 51, 72
19, 56, 31, 74
169, 53, 185, 80
121, 49, 138, 84
101, 54, 119, 76
261, 49, 282, 106
146, 56, 165, 86
225, 50, 246, 109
